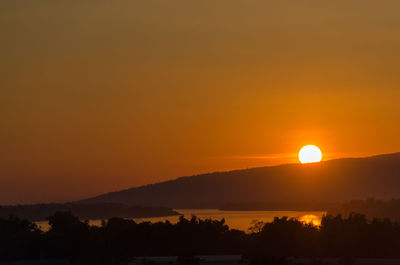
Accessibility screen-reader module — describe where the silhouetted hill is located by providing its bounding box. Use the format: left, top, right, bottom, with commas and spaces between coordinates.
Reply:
80, 153, 400, 209
327, 198, 400, 221
0, 203, 179, 221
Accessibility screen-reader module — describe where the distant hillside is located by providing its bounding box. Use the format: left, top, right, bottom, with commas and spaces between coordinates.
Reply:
327, 198, 400, 221
0, 203, 179, 221
80, 153, 400, 209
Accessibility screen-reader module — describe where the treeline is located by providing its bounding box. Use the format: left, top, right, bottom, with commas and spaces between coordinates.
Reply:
3, 212, 400, 264
0, 203, 179, 221
222, 198, 400, 222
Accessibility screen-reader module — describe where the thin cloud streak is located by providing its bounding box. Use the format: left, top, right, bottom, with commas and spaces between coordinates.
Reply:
214, 152, 376, 166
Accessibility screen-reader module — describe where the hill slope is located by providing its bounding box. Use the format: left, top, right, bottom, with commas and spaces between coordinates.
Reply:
80, 153, 400, 209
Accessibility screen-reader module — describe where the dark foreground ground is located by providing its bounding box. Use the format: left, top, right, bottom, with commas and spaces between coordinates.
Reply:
3, 256, 400, 265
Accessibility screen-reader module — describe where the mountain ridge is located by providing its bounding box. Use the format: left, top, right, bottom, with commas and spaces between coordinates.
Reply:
80, 152, 400, 209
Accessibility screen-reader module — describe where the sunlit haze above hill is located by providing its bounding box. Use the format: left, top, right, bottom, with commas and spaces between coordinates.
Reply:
1, 0, 400, 204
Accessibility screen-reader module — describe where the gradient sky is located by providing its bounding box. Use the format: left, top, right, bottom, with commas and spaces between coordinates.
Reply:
1, 0, 400, 204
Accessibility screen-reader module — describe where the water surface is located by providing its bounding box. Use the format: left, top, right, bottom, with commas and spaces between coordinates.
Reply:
37, 209, 325, 232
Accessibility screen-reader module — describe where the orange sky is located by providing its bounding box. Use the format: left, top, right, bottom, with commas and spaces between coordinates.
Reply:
1, 0, 400, 204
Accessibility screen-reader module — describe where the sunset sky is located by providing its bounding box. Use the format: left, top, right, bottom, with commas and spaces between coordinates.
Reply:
1, 0, 400, 204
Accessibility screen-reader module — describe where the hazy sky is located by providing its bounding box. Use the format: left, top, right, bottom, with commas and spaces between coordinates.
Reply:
1, 0, 400, 204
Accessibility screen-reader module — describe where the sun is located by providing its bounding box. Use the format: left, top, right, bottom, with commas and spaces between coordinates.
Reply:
299, 145, 322, 164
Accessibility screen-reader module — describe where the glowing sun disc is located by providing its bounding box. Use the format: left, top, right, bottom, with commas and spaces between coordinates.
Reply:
299, 145, 322, 164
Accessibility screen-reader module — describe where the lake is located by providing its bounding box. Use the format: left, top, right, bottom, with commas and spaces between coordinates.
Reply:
36, 209, 325, 232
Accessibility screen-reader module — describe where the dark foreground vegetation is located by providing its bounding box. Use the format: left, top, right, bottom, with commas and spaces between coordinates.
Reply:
3, 212, 400, 264
0, 203, 179, 221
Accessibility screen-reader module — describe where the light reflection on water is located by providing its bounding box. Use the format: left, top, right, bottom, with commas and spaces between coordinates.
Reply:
36, 209, 326, 232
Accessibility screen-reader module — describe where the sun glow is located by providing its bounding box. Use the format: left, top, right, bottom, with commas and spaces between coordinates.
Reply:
299, 145, 322, 164
299, 214, 321, 226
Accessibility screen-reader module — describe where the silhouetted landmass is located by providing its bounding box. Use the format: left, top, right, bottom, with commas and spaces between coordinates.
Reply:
220, 201, 333, 211
0, 203, 179, 221
80, 153, 400, 209
327, 198, 400, 222
2, 212, 400, 264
